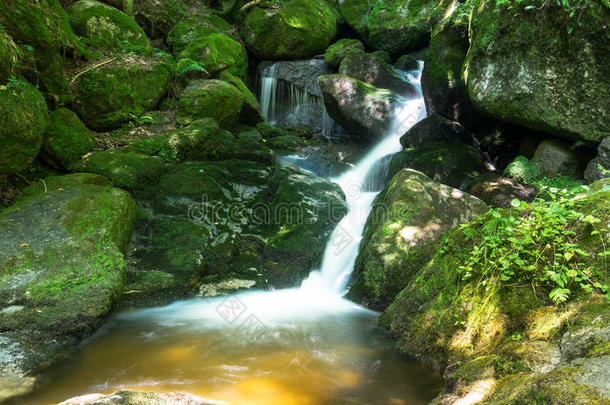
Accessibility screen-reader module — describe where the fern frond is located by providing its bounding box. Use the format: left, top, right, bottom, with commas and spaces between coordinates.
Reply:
175, 58, 209, 77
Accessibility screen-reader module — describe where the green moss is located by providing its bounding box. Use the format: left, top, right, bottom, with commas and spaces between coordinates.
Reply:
0, 81, 48, 175
243, 0, 337, 60
324, 38, 365, 67
42, 108, 95, 170
0, 29, 20, 84
167, 14, 235, 53
68, 0, 149, 50
180, 33, 248, 79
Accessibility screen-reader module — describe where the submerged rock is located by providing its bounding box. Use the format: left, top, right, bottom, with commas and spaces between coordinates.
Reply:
68, 0, 149, 50
318, 74, 409, 141
0, 174, 135, 401
0, 81, 48, 175
58, 390, 215, 405
464, 0, 610, 142
73, 55, 172, 130
349, 169, 487, 309
41, 108, 95, 170
242, 0, 337, 60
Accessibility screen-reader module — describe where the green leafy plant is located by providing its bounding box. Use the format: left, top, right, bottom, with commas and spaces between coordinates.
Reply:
175, 58, 209, 78
455, 186, 608, 305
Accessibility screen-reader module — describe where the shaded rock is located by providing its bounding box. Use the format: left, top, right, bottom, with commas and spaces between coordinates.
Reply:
258, 58, 333, 98
0, 81, 48, 175
83, 150, 167, 191
132, 0, 213, 40
177, 79, 263, 129
324, 38, 365, 67
349, 168, 487, 309
533, 139, 586, 179
585, 137, 610, 183
464, 0, 610, 142
179, 33, 248, 79
242, 0, 337, 60
421, 2, 484, 129
263, 163, 347, 287
0, 31, 21, 84
19, 47, 72, 104
339, 0, 450, 56
68, 0, 149, 50
318, 74, 411, 141
41, 108, 95, 170
0, 174, 135, 401
466, 172, 536, 208
394, 54, 419, 71
338, 51, 418, 97
58, 390, 215, 405
389, 141, 486, 189
74, 55, 172, 130
167, 14, 236, 54
399, 113, 471, 149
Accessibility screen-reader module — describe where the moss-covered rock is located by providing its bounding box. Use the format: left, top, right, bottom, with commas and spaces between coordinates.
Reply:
263, 163, 347, 287
421, 2, 484, 129
318, 74, 409, 141
0, 81, 48, 175
132, 0, 212, 40
532, 138, 586, 178
41, 108, 95, 170
0, 173, 135, 401
0, 30, 20, 84
339, 0, 451, 56
242, 0, 337, 60
389, 141, 486, 189
464, 0, 610, 143
465, 172, 536, 208
339, 51, 418, 97
177, 79, 263, 129
74, 55, 171, 130
180, 33, 248, 79
68, 0, 149, 50
167, 14, 236, 54
349, 169, 487, 309
324, 38, 364, 67
83, 150, 166, 191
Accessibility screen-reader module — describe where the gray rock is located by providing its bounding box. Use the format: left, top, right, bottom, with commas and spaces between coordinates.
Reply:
399, 113, 472, 149
533, 139, 585, 178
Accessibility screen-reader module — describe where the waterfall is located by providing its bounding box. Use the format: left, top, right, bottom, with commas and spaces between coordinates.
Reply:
302, 62, 426, 294
258, 60, 338, 138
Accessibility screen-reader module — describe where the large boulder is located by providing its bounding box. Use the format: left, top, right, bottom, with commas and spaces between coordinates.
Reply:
399, 113, 472, 149
532, 139, 586, 179
464, 0, 610, 143
324, 38, 365, 67
41, 108, 95, 170
339, 0, 450, 56
263, 163, 347, 286
68, 0, 149, 50
242, 0, 337, 60
389, 141, 486, 189
177, 79, 263, 129
166, 14, 236, 54
349, 169, 487, 309
318, 74, 413, 141
73, 55, 172, 130
0, 81, 48, 175
421, 3, 483, 129
179, 33, 248, 79
338, 51, 418, 98
132, 0, 213, 40
0, 174, 135, 401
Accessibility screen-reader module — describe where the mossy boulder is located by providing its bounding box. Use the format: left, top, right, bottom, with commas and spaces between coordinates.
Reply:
324, 38, 365, 67
242, 0, 337, 60
339, 51, 418, 97
389, 141, 486, 189
74, 55, 172, 130
167, 14, 236, 54
464, 0, 610, 142
465, 172, 536, 208
421, 2, 484, 129
585, 137, 610, 183
177, 79, 263, 129
399, 113, 472, 149
0, 31, 20, 84
318, 74, 411, 141
0, 82, 48, 175
132, 0, 213, 40
180, 33, 248, 79
82, 150, 167, 191
263, 163, 347, 287
41, 108, 95, 170
349, 169, 487, 309
0, 173, 135, 401
339, 0, 450, 56
68, 0, 149, 50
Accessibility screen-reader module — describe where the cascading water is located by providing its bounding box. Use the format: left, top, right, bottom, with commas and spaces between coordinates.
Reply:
19, 63, 438, 405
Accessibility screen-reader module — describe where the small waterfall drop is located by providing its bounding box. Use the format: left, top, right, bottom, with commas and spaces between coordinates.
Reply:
302, 62, 426, 294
